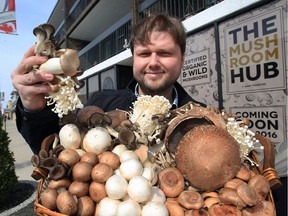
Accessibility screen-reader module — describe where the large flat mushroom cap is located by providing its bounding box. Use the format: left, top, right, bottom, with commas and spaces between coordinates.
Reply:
175, 124, 241, 192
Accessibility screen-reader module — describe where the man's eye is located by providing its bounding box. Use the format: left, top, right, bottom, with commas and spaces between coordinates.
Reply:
160, 52, 171, 57
139, 52, 150, 57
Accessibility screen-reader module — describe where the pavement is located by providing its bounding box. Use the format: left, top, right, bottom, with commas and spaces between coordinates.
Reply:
4, 119, 35, 181
1, 119, 38, 216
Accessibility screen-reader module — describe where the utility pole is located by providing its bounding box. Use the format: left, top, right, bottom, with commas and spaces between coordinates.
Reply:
131, 0, 140, 27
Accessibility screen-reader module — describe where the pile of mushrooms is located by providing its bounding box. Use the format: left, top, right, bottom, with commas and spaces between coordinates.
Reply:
30, 24, 84, 118
31, 97, 279, 215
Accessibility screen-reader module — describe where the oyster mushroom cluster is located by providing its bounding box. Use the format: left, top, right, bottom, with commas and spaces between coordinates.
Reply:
31, 97, 279, 216
31, 23, 84, 118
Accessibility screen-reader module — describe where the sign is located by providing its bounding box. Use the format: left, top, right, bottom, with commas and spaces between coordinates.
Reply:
181, 49, 210, 87
225, 8, 285, 94
230, 106, 286, 144
0, 0, 17, 34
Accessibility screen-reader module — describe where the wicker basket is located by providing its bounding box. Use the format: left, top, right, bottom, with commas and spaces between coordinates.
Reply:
33, 134, 281, 216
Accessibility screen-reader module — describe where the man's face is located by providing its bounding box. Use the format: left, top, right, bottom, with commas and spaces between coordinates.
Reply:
133, 31, 183, 96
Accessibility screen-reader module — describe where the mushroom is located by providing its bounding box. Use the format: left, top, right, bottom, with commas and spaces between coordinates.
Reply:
68, 181, 89, 198
39, 49, 80, 77
127, 176, 152, 203
98, 151, 120, 170
76, 105, 104, 127
236, 164, 252, 181
148, 186, 166, 203
158, 167, 185, 198
80, 152, 99, 166
56, 190, 77, 215
186, 209, 209, 216
82, 127, 112, 154
97, 197, 121, 216
224, 178, 246, 190
241, 200, 275, 216
208, 204, 242, 216
142, 167, 158, 186
105, 109, 128, 128
40, 188, 58, 211
112, 144, 128, 157
119, 158, 144, 180
248, 174, 270, 200
58, 124, 82, 149
236, 183, 257, 206
105, 174, 128, 200
33, 26, 47, 55
175, 124, 241, 191
76, 196, 95, 216
91, 163, 114, 183
165, 199, 185, 216
72, 161, 93, 182
89, 181, 107, 203
41, 23, 55, 40
177, 190, 204, 210
116, 199, 141, 216
219, 187, 246, 209
48, 178, 71, 191
57, 148, 80, 167
118, 128, 136, 150
119, 150, 139, 162
142, 201, 169, 216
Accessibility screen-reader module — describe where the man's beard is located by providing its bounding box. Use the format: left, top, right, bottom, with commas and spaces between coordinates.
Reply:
137, 78, 175, 96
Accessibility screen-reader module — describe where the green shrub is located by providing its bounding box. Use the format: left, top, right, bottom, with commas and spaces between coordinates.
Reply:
0, 115, 18, 203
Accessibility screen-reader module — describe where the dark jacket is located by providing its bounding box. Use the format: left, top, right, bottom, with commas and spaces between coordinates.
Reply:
16, 79, 204, 154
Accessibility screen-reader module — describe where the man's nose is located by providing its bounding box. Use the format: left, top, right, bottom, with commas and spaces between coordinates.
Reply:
148, 54, 160, 67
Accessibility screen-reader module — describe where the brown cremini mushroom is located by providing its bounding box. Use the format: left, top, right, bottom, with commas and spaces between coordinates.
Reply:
98, 151, 120, 170
68, 181, 89, 198
175, 124, 241, 191
89, 181, 107, 203
72, 161, 93, 182
56, 190, 77, 215
58, 148, 80, 167
91, 163, 114, 183
40, 188, 58, 211
76, 196, 95, 216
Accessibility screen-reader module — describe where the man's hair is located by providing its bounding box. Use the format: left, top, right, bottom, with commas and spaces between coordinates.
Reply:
129, 14, 186, 55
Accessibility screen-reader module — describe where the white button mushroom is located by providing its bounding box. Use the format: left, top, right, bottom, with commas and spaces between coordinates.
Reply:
59, 124, 81, 149
105, 174, 128, 200
116, 199, 141, 216
141, 201, 169, 216
82, 127, 112, 154
97, 197, 121, 216
119, 158, 144, 180
119, 150, 139, 162
148, 186, 166, 204
142, 167, 158, 186
127, 176, 152, 203
112, 144, 128, 157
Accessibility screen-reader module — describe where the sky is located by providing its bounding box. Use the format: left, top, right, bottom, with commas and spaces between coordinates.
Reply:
0, 0, 57, 110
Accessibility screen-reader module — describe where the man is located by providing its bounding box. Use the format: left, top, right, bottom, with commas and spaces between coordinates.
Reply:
11, 14, 204, 154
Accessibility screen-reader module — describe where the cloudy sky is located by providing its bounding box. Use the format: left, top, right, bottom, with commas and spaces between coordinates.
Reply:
0, 0, 57, 110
